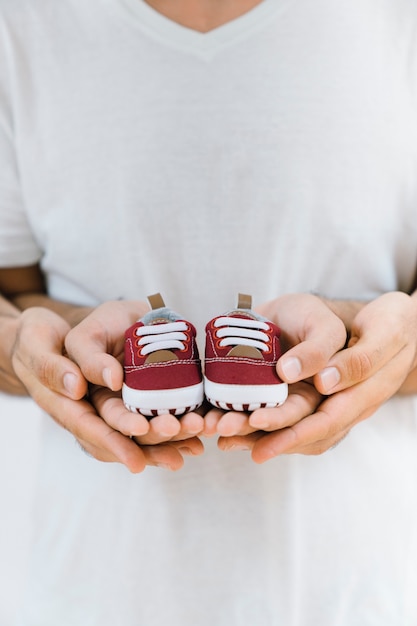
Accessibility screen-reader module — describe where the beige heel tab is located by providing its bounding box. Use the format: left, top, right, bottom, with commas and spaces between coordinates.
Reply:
237, 293, 252, 310
148, 293, 166, 310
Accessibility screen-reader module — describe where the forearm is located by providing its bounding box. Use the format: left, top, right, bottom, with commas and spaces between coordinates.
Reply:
0, 294, 26, 394
0, 263, 93, 328
11, 292, 93, 328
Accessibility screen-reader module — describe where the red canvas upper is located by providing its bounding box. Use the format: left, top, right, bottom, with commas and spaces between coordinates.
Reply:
204, 313, 284, 386
124, 319, 202, 391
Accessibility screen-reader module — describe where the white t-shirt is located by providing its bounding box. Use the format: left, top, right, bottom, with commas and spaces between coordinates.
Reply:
1, 0, 417, 624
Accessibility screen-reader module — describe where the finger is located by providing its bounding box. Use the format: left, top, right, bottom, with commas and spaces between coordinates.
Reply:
169, 437, 205, 456
219, 383, 335, 456
64, 301, 148, 391
202, 407, 224, 436
216, 411, 255, 437
17, 355, 147, 472
88, 386, 150, 437
78, 437, 190, 472
77, 430, 196, 472
215, 381, 322, 437
274, 300, 347, 383
75, 428, 148, 473
139, 444, 186, 471
250, 377, 381, 461
14, 348, 87, 400
315, 291, 417, 394
278, 333, 346, 383
218, 431, 264, 452
30, 382, 148, 472
15, 341, 187, 472
249, 381, 322, 431
135, 410, 206, 445
250, 422, 352, 462
137, 409, 206, 445
133, 413, 182, 445
315, 330, 408, 396
218, 383, 323, 451
13, 309, 87, 400
169, 411, 205, 440
65, 333, 124, 392
57, 403, 147, 472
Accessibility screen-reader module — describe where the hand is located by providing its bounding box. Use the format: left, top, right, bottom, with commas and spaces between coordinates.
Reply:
217, 291, 417, 461
64, 300, 205, 444
206, 292, 346, 437
12, 305, 203, 472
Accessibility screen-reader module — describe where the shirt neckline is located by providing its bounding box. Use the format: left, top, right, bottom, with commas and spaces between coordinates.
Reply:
117, 0, 287, 60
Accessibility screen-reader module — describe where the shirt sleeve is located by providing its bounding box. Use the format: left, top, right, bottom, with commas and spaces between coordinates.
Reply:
0, 18, 42, 268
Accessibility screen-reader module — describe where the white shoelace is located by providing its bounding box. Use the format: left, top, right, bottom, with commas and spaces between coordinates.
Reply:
136, 321, 188, 355
214, 316, 270, 352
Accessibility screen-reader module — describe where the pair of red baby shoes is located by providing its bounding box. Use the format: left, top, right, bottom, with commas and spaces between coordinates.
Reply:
122, 294, 288, 418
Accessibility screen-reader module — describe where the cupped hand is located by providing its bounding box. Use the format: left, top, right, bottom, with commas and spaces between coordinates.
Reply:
314, 291, 417, 397
64, 300, 206, 443
209, 293, 346, 438
12, 305, 204, 472
217, 291, 417, 461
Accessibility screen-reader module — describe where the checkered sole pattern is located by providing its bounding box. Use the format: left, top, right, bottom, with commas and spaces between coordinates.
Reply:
123, 404, 201, 417
125, 403, 201, 417
204, 379, 288, 412
206, 400, 281, 412
122, 381, 204, 417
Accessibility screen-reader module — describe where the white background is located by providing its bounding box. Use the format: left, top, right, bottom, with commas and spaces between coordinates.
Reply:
0, 393, 42, 626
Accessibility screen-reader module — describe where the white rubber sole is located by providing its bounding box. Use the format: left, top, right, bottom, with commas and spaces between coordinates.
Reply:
204, 378, 288, 412
122, 381, 204, 417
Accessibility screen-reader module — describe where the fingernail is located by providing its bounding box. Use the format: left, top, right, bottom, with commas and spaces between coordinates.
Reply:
159, 430, 177, 438
156, 463, 174, 470
319, 367, 341, 392
63, 372, 78, 396
250, 420, 269, 430
178, 446, 194, 456
102, 367, 113, 390
280, 357, 302, 382
225, 444, 251, 452
130, 426, 149, 438
259, 447, 278, 462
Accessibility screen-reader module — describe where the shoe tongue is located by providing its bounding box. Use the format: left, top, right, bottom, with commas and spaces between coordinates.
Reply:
140, 306, 182, 326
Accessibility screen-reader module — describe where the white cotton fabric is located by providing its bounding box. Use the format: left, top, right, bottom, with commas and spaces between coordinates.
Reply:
1, 0, 417, 624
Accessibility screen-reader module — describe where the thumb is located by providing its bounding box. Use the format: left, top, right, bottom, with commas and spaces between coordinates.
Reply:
274, 298, 346, 383
64, 323, 124, 391
13, 308, 87, 400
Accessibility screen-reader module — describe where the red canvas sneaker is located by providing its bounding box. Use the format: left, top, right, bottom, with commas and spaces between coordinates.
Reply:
204, 294, 288, 411
122, 294, 204, 417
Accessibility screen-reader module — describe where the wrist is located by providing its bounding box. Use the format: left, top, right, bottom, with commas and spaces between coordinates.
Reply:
0, 314, 27, 395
